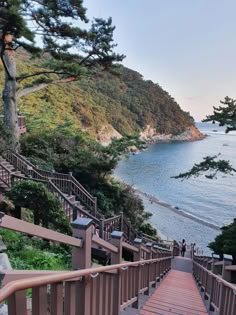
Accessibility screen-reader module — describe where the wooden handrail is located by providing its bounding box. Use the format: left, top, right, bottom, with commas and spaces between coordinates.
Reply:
122, 241, 139, 253
6, 151, 97, 214
47, 180, 100, 225
193, 259, 236, 314
92, 235, 118, 253
0, 213, 82, 248
2, 151, 162, 246
0, 163, 11, 186
0, 256, 171, 303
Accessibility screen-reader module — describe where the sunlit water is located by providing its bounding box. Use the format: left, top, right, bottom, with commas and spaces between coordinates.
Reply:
114, 123, 236, 253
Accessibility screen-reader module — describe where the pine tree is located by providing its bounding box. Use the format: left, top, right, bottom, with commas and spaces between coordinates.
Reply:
0, 0, 125, 150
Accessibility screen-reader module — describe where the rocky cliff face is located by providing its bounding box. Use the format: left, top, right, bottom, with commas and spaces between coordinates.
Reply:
171, 125, 205, 141
96, 124, 205, 146
96, 125, 122, 146
139, 124, 205, 143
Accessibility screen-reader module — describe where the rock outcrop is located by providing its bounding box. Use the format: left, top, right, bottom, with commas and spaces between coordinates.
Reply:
96, 125, 122, 146
140, 124, 205, 143
96, 124, 205, 146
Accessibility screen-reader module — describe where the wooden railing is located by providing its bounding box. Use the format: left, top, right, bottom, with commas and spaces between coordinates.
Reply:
5, 151, 97, 213
0, 213, 172, 315
0, 257, 171, 315
0, 163, 11, 187
193, 257, 236, 314
1, 151, 162, 245
0, 115, 26, 134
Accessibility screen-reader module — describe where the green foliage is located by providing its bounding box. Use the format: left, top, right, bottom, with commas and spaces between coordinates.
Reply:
0, 121, 15, 154
172, 154, 236, 180
78, 67, 194, 135
203, 96, 236, 133
173, 97, 236, 257
0, 0, 123, 78
19, 127, 156, 235
208, 219, 236, 264
6, 180, 72, 235
0, 229, 71, 270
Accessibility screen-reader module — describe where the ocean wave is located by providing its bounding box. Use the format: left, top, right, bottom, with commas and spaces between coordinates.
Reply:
135, 189, 221, 231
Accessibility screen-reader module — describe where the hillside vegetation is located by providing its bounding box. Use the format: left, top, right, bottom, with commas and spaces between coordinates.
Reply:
0, 50, 195, 240
0, 50, 194, 139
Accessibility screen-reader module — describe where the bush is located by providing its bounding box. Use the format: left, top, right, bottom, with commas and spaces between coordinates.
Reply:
6, 180, 72, 235
208, 219, 236, 264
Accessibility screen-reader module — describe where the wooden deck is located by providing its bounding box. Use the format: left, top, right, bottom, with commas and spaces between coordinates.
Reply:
137, 254, 208, 315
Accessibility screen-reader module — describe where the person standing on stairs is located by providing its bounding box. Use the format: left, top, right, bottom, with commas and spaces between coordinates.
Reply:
181, 239, 186, 257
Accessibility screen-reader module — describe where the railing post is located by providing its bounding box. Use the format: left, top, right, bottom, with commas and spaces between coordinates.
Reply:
145, 242, 152, 296
69, 172, 73, 195
132, 238, 142, 309
71, 218, 93, 315
218, 282, 226, 315
222, 254, 233, 282
211, 253, 220, 274
120, 212, 123, 231
110, 231, 123, 315
8, 290, 27, 315
99, 219, 104, 239
94, 196, 97, 217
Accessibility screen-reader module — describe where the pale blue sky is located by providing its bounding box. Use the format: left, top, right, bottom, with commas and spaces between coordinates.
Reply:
83, 0, 236, 121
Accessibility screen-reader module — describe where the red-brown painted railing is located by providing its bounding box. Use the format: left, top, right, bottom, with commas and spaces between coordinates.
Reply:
1, 151, 162, 245
0, 257, 171, 315
0, 163, 11, 187
0, 115, 26, 134
0, 213, 172, 315
5, 151, 97, 214
193, 257, 236, 315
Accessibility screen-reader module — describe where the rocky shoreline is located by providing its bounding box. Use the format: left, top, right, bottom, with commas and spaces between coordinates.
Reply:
97, 124, 206, 147
139, 125, 206, 144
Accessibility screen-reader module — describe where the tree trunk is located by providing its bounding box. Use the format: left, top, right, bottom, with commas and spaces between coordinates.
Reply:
0, 38, 19, 152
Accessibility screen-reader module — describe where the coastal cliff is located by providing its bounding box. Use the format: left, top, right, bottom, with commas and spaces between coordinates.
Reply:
1, 50, 199, 144
96, 124, 205, 146
140, 124, 205, 143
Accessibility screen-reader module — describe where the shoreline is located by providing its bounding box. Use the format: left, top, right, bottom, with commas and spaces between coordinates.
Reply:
113, 173, 221, 234
135, 189, 221, 231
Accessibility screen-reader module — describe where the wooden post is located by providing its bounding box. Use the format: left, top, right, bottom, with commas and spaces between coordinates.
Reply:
110, 231, 123, 315
145, 242, 152, 296
211, 254, 220, 274
71, 218, 93, 315
132, 238, 142, 309
222, 254, 233, 282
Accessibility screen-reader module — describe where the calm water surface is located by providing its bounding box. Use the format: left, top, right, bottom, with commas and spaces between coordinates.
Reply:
114, 123, 236, 253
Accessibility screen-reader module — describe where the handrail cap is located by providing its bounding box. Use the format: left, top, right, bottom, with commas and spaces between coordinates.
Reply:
223, 254, 233, 261
212, 253, 220, 259
71, 218, 93, 230
111, 231, 123, 239
134, 238, 142, 244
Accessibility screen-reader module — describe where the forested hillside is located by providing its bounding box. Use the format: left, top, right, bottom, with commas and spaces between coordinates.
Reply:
0, 50, 194, 140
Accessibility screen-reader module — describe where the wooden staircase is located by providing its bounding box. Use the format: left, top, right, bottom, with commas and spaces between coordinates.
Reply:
0, 151, 166, 248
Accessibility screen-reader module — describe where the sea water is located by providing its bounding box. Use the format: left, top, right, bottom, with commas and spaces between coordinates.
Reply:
114, 123, 236, 253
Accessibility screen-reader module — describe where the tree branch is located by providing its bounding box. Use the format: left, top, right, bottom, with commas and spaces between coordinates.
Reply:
16, 77, 76, 98
16, 71, 74, 82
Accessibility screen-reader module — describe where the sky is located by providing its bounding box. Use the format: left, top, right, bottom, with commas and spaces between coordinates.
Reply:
83, 0, 236, 121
